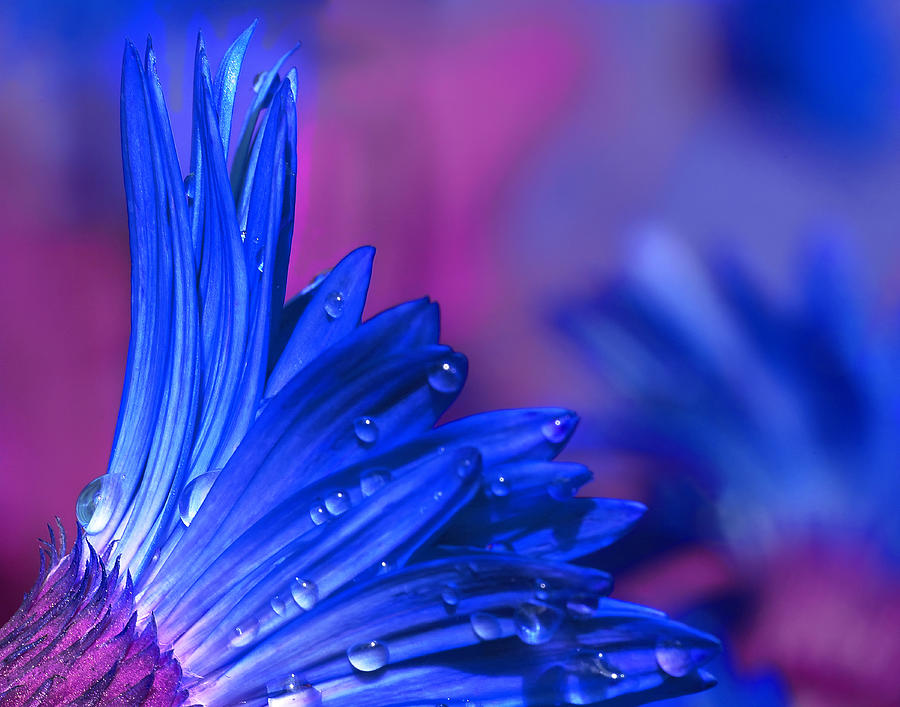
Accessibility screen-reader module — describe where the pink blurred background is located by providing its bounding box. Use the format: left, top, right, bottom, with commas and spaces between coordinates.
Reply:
2, 1, 900, 704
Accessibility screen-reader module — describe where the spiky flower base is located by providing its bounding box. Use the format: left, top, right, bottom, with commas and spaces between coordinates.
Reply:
0, 527, 185, 706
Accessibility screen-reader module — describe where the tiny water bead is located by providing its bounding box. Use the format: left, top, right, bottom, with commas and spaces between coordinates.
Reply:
291, 579, 319, 610
76, 473, 124, 534
347, 640, 390, 672
324, 490, 351, 516
230, 619, 260, 648
440, 584, 460, 609
427, 359, 464, 394
574, 648, 623, 680
541, 413, 577, 444
359, 468, 390, 496
534, 579, 550, 600
513, 602, 564, 645
309, 500, 329, 526
178, 470, 220, 527
270, 594, 288, 616
455, 448, 480, 478
354, 417, 378, 444
470, 612, 502, 641
268, 682, 322, 707
489, 474, 510, 497
324, 291, 345, 319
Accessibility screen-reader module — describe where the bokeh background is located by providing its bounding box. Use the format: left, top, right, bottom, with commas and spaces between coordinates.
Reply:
2, 1, 900, 705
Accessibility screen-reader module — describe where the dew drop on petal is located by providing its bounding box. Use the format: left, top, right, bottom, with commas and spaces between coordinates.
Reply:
455, 448, 480, 478
270, 594, 287, 616
354, 417, 378, 444
309, 501, 329, 526
324, 490, 351, 516
347, 640, 389, 672
490, 474, 510, 497
178, 470, 220, 527
76, 474, 124, 534
534, 578, 550, 600
268, 675, 322, 706
470, 612, 502, 641
514, 602, 564, 645
360, 468, 390, 497
541, 413, 576, 444
230, 619, 260, 648
291, 579, 319, 610
427, 360, 464, 393
547, 475, 580, 501
441, 584, 459, 609
324, 291, 345, 319
655, 637, 695, 677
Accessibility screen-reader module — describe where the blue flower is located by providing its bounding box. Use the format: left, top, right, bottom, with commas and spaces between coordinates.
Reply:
0, 29, 718, 706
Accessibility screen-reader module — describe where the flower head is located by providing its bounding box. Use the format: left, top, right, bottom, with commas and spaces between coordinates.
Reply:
0, 29, 718, 705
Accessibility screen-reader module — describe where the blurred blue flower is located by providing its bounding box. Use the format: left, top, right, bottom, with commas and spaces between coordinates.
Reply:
560, 232, 900, 557
0, 29, 719, 705
558, 230, 900, 704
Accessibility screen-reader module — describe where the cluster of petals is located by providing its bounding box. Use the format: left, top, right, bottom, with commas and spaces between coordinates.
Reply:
0, 25, 718, 706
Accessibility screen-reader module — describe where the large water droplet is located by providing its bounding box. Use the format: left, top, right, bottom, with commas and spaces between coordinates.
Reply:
309, 500, 329, 526
291, 579, 319, 610
360, 468, 390, 497
325, 490, 351, 516
541, 413, 576, 444
354, 417, 378, 444
230, 619, 260, 648
347, 640, 389, 672
514, 602, 564, 645
470, 612, 502, 641
178, 470, 220, 527
427, 359, 464, 394
267, 675, 322, 706
655, 637, 709, 677
76, 474, 124, 535
324, 291, 345, 319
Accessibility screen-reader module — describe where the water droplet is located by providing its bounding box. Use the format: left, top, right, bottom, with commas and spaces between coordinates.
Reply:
178, 470, 220, 527
230, 619, 260, 648
547, 475, 580, 501
184, 173, 196, 203
270, 594, 287, 616
377, 559, 393, 574
257, 252, 265, 273
253, 72, 266, 93
291, 579, 319, 610
240, 229, 247, 243
470, 612, 502, 641
490, 474, 510, 497
455, 448, 480, 478
514, 602, 564, 645
267, 675, 322, 706
427, 359, 464, 394
360, 468, 390, 497
76, 474, 124, 535
354, 417, 378, 444
541, 413, 576, 444
324, 291, 345, 319
309, 500, 329, 526
347, 640, 389, 672
325, 490, 351, 516
534, 579, 550, 600
441, 584, 459, 609
655, 637, 708, 677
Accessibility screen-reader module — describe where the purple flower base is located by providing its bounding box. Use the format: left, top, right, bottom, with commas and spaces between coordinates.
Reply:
0, 525, 185, 706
